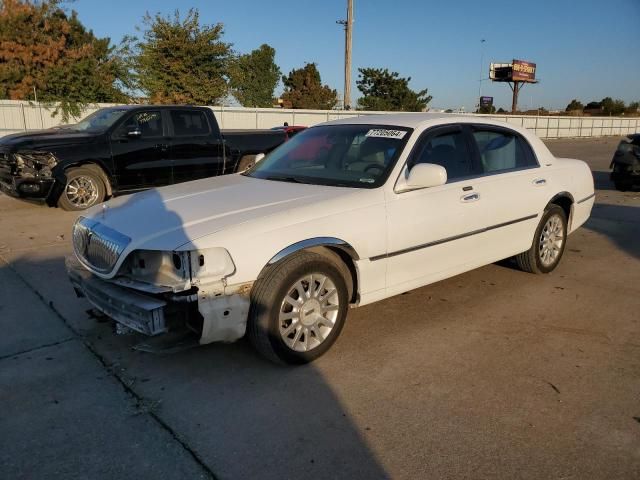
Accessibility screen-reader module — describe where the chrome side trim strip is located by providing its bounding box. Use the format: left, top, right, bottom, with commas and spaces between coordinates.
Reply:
370, 214, 539, 261
268, 237, 360, 265
577, 193, 595, 204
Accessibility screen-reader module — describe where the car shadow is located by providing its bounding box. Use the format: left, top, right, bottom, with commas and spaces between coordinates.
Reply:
585, 202, 640, 260
1, 188, 391, 480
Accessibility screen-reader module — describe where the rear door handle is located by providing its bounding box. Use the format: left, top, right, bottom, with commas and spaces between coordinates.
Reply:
533, 178, 546, 186
461, 193, 480, 202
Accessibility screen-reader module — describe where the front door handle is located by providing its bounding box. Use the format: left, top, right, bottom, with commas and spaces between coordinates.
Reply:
533, 178, 546, 186
461, 192, 480, 202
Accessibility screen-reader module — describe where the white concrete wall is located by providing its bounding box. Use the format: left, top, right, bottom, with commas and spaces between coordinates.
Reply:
0, 100, 638, 139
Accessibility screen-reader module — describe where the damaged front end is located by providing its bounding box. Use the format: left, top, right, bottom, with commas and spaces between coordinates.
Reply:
67, 218, 252, 348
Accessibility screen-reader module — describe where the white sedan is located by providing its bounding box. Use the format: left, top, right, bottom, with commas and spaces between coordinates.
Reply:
67, 114, 595, 364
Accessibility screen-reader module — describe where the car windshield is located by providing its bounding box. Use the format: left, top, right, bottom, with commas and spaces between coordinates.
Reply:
66, 108, 129, 133
246, 124, 412, 188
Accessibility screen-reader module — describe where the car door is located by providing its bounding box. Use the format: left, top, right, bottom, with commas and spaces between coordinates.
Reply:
465, 125, 547, 263
110, 110, 171, 190
384, 125, 489, 295
168, 109, 225, 184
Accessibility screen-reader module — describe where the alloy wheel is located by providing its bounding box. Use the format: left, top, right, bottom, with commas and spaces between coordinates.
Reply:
278, 273, 340, 352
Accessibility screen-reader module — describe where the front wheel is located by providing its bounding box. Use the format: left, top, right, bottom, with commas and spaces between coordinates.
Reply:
247, 251, 349, 364
515, 205, 567, 274
57, 167, 105, 211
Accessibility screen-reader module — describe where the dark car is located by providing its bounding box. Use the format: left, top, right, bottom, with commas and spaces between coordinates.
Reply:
610, 133, 640, 191
0, 106, 287, 210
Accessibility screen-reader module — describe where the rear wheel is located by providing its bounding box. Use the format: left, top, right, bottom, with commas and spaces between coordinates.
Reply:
613, 179, 632, 191
515, 205, 567, 274
237, 155, 257, 172
57, 167, 106, 211
247, 251, 349, 364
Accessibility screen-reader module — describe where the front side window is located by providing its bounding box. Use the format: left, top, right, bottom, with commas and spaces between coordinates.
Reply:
170, 110, 210, 136
115, 111, 164, 138
472, 130, 537, 174
409, 130, 476, 181
246, 124, 412, 188
69, 108, 129, 133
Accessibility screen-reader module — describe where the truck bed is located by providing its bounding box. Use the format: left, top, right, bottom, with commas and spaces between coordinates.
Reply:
222, 129, 287, 155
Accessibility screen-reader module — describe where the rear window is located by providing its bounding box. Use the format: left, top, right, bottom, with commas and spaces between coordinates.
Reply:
170, 110, 210, 136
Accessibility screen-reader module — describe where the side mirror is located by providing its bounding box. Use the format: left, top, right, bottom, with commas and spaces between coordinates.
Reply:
254, 153, 265, 164
397, 163, 447, 192
127, 127, 142, 138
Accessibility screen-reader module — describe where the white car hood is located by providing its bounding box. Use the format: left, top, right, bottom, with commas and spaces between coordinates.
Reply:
84, 174, 356, 252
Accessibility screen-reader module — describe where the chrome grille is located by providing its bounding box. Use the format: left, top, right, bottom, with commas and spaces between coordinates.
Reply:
73, 217, 131, 274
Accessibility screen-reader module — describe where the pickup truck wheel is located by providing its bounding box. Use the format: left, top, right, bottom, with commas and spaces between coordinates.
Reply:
237, 155, 257, 172
58, 167, 106, 211
515, 205, 567, 274
247, 251, 349, 364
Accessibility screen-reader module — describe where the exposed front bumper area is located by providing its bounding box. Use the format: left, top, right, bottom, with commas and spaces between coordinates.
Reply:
66, 255, 250, 345
67, 256, 168, 335
0, 175, 55, 202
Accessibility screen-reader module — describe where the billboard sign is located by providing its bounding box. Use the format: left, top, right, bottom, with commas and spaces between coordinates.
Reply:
489, 63, 510, 81
480, 96, 493, 108
511, 59, 536, 82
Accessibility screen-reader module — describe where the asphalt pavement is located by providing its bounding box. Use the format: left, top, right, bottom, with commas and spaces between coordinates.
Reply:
1, 136, 638, 479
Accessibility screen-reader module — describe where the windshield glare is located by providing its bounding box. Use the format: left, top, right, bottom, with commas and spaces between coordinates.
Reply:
246, 124, 412, 188
68, 109, 129, 133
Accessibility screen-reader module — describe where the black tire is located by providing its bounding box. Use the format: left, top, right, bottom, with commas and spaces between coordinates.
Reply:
515, 205, 568, 274
247, 251, 349, 365
613, 179, 631, 192
57, 167, 106, 211
236, 155, 257, 172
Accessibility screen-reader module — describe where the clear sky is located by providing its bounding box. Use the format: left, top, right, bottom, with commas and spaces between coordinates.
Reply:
71, 0, 640, 111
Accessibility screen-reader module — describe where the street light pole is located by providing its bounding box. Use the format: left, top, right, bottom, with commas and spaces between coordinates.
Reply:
477, 39, 486, 111
337, 0, 354, 110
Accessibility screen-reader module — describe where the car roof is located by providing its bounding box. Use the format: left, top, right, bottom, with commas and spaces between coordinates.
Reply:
323, 112, 516, 130
101, 105, 209, 111
320, 112, 556, 163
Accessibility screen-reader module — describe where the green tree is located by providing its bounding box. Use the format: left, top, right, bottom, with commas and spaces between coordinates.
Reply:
356, 68, 432, 112
229, 44, 280, 107
625, 101, 639, 115
477, 105, 496, 114
585, 101, 602, 110
281, 63, 337, 109
0, 0, 129, 120
566, 99, 584, 112
126, 9, 232, 104
601, 97, 626, 116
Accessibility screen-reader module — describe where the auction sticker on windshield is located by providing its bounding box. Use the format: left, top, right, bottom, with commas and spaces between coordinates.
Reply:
365, 129, 407, 139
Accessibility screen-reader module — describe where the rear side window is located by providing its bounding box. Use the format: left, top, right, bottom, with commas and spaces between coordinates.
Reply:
472, 130, 537, 174
410, 130, 476, 181
170, 110, 210, 136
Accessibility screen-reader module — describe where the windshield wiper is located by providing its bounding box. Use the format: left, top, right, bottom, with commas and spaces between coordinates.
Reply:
263, 175, 305, 184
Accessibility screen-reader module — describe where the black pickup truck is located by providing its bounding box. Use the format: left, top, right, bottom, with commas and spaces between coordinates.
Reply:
0, 105, 288, 210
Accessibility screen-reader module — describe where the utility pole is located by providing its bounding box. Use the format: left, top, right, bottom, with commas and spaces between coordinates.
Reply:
337, 0, 354, 110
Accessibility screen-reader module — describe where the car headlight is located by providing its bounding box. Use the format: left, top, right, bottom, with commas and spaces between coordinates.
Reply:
14, 151, 57, 177
121, 248, 235, 290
